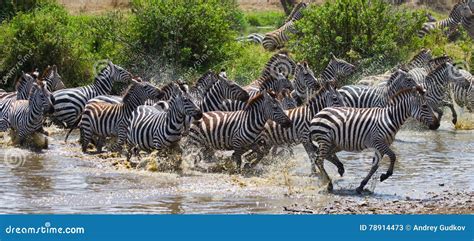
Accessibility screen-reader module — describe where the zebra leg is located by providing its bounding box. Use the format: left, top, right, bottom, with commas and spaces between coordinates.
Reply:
356, 151, 382, 194
243, 145, 265, 169
232, 149, 246, 171
380, 148, 396, 182
302, 141, 319, 176
327, 153, 345, 177
442, 100, 457, 125
95, 137, 106, 153
80, 128, 92, 153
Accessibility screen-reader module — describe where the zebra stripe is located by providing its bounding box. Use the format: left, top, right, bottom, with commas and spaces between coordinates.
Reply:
41, 65, 66, 92
291, 61, 318, 104
461, 3, 474, 39
418, 0, 468, 38
308, 87, 439, 193
8, 81, 54, 145
188, 91, 291, 169
126, 85, 202, 157
77, 80, 164, 153
262, 20, 297, 51
320, 54, 356, 87
449, 69, 473, 112
52, 61, 132, 128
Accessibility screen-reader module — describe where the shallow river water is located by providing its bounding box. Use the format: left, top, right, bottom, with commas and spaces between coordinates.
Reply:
0, 114, 472, 214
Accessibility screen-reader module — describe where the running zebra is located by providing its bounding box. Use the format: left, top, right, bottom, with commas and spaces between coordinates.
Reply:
418, 0, 468, 38
236, 33, 264, 44
188, 91, 291, 169
41, 65, 66, 92
126, 84, 202, 159
8, 81, 55, 146
262, 3, 307, 51
417, 62, 464, 125
308, 86, 439, 193
51, 61, 132, 128
74, 79, 164, 153
320, 54, 357, 87
245, 84, 344, 172
461, 2, 474, 39
339, 69, 418, 108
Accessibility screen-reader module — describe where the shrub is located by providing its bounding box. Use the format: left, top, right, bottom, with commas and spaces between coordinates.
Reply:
244, 10, 285, 28
289, 0, 426, 84
128, 0, 243, 75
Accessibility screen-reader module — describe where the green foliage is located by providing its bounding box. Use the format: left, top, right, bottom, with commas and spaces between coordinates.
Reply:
0, 2, 127, 89
129, 0, 242, 70
219, 43, 273, 85
289, 0, 426, 77
244, 10, 285, 28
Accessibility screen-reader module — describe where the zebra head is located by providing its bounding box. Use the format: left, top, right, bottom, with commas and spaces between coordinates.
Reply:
261, 91, 291, 128
172, 88, 203, 120
408, 86, 440, 130
386, 69, 418, 96
330, 54, 356, 78
15, 72, 36, 100
427, 55, 452, 72
407, 48, 432, 69
107, 61, 132, 84
217, 75, 249, 102
294, 61, 318, 98
461, 1, 473, 17
30, 80, 55, 115
42, 65, 66, 92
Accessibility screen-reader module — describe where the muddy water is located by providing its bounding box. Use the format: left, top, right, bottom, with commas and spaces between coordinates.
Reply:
0, 115, 472, 214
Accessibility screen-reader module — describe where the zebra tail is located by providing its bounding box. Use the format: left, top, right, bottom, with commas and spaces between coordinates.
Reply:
64, 116, 81, 143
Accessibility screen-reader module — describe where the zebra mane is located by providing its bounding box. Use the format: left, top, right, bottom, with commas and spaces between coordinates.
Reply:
40, 66, 53, 80
427, 62, 449, 77
389, 85, 425, 103
245, 91, 277, 110
427, 55, 452, 70
122, 81, 141, 103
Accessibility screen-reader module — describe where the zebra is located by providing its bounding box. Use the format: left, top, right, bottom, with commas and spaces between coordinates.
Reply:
0, 73, 37, 131
8, 81, 55, 146
291, 61, 318, 105
262, 20, 298, 51
339, 69, 418, 108
188, 91, 292, 169
51, 61, 132, 128
126, 84, 202, 159
307, 86, 439, 193
461, 2, 474, 39
245, 84, 344, 172
418, 0, 468, 38
449, 69, 473, 112
73, 80, 164, 153
416, 62, 464, 126
262, 3, 307, 51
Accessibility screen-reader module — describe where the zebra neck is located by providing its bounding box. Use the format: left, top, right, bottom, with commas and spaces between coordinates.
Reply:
28, 96, 44, 123
167, 100, 186, 127
123, 95, 145, 116
307, 97, 325, 117
201, 85, 225, 112
92, 69, 113, 95
246, 102, 269, 129
387, 97, 411, 128
321, 66, 335, 82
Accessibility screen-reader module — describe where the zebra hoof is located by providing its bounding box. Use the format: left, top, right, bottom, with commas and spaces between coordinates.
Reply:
338, 167, 345, 177
327, 182, 333, 192
380, 173, 390, 182
452, 118, 457, 125
355, 187, 364, 194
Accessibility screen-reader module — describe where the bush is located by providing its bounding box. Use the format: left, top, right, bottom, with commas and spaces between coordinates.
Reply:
128, 0, 243, 75
244, 10, 285, 28
0, 2, 127, 89
289, 0, 426, 82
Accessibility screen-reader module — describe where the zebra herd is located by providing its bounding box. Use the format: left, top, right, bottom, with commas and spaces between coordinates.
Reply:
0, 48, 472, 193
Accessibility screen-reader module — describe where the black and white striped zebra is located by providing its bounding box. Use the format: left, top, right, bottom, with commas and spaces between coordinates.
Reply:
75, 79, 164, 153
308, 86, 439, 193
126, 84, 202, 159
236, 33, 264, 44
461, 2, 474, 39
8, 81, 55, 146
51, 61, 132, 128
320, 54, 357, 87
188, 91, 292, 169
339, 69, 418, 108
418, 0, 468, 38
416, 62, 464, 126
277, 88, 297, 110
262, 3, 307, 51
245, 84, 344, 172
41, 65, 66, 92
